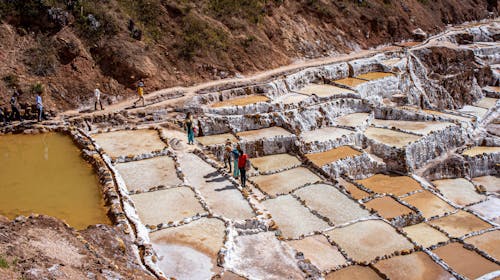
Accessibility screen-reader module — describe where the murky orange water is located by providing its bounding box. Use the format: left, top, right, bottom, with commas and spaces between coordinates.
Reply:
0, 133, 110, 229
211, 95, 270, 108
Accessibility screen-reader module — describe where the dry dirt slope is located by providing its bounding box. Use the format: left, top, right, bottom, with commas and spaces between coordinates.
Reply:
0, 0, 498, 112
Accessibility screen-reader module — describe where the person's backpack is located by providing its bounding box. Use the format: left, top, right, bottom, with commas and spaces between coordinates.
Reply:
244, 156, 251, 171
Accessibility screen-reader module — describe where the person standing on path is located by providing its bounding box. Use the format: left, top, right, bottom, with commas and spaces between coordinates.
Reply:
184, 112, 195, 145
237, 145, 250, 188
133, 79, 145, 107
231, 145, 240, 178
10, 89, 22, 122
35, 92, 43, 122
224, 139, 233, 173
94, 84, 104, 110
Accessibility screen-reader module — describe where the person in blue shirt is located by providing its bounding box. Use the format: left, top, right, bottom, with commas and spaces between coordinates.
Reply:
231, 145, 240, 178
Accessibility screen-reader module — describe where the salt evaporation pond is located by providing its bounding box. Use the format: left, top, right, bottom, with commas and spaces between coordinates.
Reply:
0, 133, 110, 229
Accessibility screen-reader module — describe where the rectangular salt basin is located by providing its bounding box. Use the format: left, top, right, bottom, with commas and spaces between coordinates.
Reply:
365, 127, 421, 148
92, 129, 166, 158
325, 265, 382, 280
363, 196, 413, 220
297, 84, 355, 97
371, 119, 455, 135
429, 210, 492, 238
333, 77, 368, 88
431, 178, 485, 206
250, 153, 301, 173
250, 167, 321, 196
237, 126, 293, 142
471, 175, 500, 193
462, 146, 500, 157
356, 174, 421, 196
401, 190, 455, 219
196, 133, 238, 146
402, 223, 448, 248
0, 133, 110, 229
335, 113, 370, 128
474, 97, 498, 109
305, 146, 362, 167
273, 93, 308, 105
356, 72, 395, 81
211, 95, 270, 108
464, 230, 500, 261
458, 105, 488, 118
300, 127, 353, 144
374, 252, 454, 280
287, 235, 347, 271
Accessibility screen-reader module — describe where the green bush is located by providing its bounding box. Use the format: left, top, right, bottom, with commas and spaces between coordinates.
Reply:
180, 14, 228, 59
0, 256, 9, 269
24, 35, 58, 76
31, 82, 44, 94
117, 0, 164, 40
208, 0, 267, 24
73, 0, 118, 42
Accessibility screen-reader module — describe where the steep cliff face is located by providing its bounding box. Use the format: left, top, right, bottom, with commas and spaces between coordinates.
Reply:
0, 0, 497, 112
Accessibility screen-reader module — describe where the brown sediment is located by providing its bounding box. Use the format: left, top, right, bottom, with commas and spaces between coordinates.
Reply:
356, 72, 395, 81
356, 174, 422, 196
196, 133, 238, 146
337, 178, 370, 200
287, 235, 347, 271
464, 230, 500, 261
401, 191, 455, 219
462, 146, 500, 157
364, 196, 414, 220
374, 252, 454, 280
250, 153, 301, 173
432, 243, 500, 279
305, 146, 362, 167
211, 95, 270, 108
429, 210, 492, 238
333, 77, 368, 88
325, 265, 382, 280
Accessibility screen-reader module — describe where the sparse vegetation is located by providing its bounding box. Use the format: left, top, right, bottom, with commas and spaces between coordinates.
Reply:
179, 13, 228, 60
0, 255, 9, 269
24, 35, 58, 76
2, 74, 19, 88
31, 82, 44, 94
208, 0, 268, 25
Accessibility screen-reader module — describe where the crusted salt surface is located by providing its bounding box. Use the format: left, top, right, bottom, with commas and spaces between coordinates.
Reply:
286, 234, 347, 272
432, 178, 485, 206
179, 153, 254, 220
467, 197, 500, 224
432, 243, 500, 279
150, 218, 226, 280
236, 126, 293, 141
459, 105, 489, 118
130, 187, 206, 225
429, 210, 492, 238
262, 195, 329, 238
364, 196, 414, 220
224, 232, 305, 279
365, 127, 421, 148
356, 174, 422, 196
325, 265, 382, 280
474, 97, 499, 109
371, 119, 455, 135
297, 84, 355, 97
250, 167, 321, 196
93, 129, 166, 157
462, 146, 500, 157
335, 112, 371, 128
250, 153, 301, 173
294, 184, 371, 224
326, 220, 413, 263
300, 127, 354, 144
464, 230, 500, 261
196, 133, 238, 146
402, 223, 449, 248
374, 252, 455, 280
401, 191, 455, 219
305, 146, 362, 167
273, 93, 308, 104
115, 156, 182, 192
471, 176, 500, 193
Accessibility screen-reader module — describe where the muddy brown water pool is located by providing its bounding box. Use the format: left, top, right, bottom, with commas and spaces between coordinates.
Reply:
0, 133, 110, 229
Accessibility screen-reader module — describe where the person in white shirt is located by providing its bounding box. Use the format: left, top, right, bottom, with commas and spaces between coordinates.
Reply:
94, 84, 104, 110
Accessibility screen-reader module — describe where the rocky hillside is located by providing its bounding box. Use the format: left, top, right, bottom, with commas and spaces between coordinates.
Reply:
0, 0, 497, 112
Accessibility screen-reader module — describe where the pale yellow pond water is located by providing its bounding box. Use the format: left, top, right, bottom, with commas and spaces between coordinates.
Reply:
0, 133, 110, 229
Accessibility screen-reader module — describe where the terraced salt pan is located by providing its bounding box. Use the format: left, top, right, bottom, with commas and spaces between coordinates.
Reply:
373, 252, 454, 280
472, 175, 500, 193
365, 127, 421, 148
273, 93, 308, 104
335, 113, 370, 128
474, 97, 498, 109
305, 146, 362, 167
371, 119, 454, 135
294, 184, 371, 224
251, 167, 321, 196
333, 77, 368, 88
326, 220, 413, 263
262, 195, 329, 238
462, 146, 500, 157
210, 95, 270, 108
432, 178, 485, 206
325, 265, 382, 280
92, 129, 166, 157
432, 243, 500, 279
297, 84, 355, 97
429, 210, 492, 238
225, 232, 305, 279
196, 133, 238, 146
300, 127, 353, 144
250, 153, 301, 173
236, 126, 293, 142
364, 196, 414, 220
337, 178, 369, 200
356, 174, 422, 196
467, 197, 500, 224
286, 235, 347, 271
115, 156, 182, 192
150, 218, 226, 280
381, 58, 402, 67
402, 223, 449, 248
130, 187, 205, 225
421, 109, 472, 123
465, 230, 500, 261
401, 191, 455, 219
179, 153, 254, 220
458, 105, 488, 118
356, 72, 395, 81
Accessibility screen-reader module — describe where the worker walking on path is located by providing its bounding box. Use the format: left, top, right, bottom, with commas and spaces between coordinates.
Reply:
184, 112, 195, 145
10, 89, 22, 122
237, 145, 250, 188
133, 79, 145, 107
94, 84, 104, 110
224, 139, 233, 173
35, 92, 43, 122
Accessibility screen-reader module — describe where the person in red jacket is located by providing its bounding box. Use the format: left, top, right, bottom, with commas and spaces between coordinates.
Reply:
237, 145, 250, 188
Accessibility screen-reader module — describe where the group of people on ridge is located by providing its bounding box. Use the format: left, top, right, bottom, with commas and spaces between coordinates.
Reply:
0, 87, 44, 125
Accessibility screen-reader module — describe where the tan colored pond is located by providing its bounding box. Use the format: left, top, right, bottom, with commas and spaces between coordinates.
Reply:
0, 133, 110, 229
356, 72, 394, 81
211, 95, 270, 108
333, 77, 368, 88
